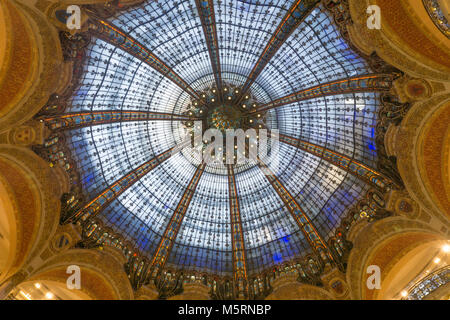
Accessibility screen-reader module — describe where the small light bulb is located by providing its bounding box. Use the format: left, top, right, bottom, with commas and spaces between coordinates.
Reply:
34, 283, 41, 289
19, 291, 31, 300
401, 291, 408, 297
45, 292, 54, 299
434, 257, 441, 264
443, 244, 450, 253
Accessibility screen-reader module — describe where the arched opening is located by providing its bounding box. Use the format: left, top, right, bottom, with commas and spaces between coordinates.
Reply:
0, 175, 17, 282
7, 280, 92, 300
378, 240, 450, 300
18, 248, 135, 300
346, 217, 449, 300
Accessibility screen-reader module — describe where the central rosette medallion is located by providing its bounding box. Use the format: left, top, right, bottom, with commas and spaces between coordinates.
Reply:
208, 104, 244, 132
180, 84, 273, 171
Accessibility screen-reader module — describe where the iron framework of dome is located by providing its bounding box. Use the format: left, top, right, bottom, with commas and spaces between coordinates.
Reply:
34, 0, 408, 299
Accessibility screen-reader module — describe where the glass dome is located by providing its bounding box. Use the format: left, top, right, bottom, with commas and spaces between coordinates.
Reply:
52, 0, 396, 282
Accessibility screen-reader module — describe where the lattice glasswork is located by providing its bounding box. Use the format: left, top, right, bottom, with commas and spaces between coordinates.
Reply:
47, 0, 402, 284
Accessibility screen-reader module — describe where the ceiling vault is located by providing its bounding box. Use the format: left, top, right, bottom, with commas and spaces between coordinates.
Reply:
86, 18, 202, 100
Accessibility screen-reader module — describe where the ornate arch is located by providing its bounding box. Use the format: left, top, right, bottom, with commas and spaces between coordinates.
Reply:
26, 247, 134, 300
346, 216, 446, 299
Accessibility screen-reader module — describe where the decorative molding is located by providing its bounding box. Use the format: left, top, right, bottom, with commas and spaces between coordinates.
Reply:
347, 0, 450, 81
422, 0, 450, 38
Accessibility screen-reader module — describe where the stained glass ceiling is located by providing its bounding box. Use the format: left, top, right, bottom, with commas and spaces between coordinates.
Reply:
48, 0, 399, 283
